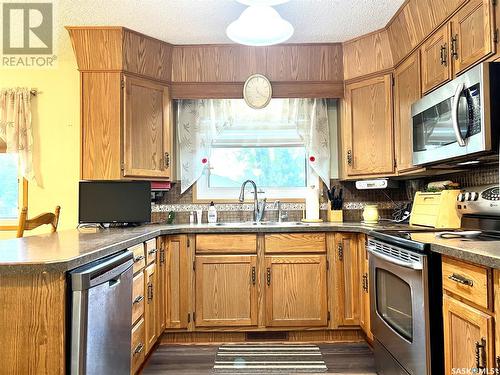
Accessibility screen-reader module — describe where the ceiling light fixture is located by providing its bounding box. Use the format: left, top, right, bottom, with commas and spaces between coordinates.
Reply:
226, 5, 294, 46
236, 0, 290, 5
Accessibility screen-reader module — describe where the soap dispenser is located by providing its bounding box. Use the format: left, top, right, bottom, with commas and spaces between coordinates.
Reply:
208, 201, 217, 223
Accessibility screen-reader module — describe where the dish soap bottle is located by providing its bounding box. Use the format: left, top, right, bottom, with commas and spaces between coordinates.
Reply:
208, 201, 217, 223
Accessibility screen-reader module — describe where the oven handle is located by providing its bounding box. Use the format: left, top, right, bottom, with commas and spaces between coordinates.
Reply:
451, 83, 467, 147
367, 246, 423, 270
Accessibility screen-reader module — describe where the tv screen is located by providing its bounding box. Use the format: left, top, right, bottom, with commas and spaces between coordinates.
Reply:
79, 181, 151, 224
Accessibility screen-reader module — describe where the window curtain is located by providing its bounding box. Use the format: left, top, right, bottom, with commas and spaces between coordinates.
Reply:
177, 98, 330, 193
289, 98, 330, 187
0, 88, 33, 180
177, 99, 233, 193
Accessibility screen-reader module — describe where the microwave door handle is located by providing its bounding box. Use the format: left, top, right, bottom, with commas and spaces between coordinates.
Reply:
451, 83, 467, 147
367, 246, 423, 270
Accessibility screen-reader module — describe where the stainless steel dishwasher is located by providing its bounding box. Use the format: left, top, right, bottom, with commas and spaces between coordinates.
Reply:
69, 250, 134, 375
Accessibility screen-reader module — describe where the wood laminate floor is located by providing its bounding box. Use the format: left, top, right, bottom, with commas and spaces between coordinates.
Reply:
141, 342, 376, 374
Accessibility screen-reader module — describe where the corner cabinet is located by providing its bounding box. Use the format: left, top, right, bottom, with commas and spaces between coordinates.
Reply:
342, 74, 395, 178
67, 27, 174, 181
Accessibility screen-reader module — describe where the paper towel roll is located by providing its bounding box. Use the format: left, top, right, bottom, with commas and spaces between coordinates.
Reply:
305, 186, 319, 220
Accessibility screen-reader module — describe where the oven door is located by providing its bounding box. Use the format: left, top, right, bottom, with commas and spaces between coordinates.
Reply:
411, 63, 487, 166
368, 241, 430, 375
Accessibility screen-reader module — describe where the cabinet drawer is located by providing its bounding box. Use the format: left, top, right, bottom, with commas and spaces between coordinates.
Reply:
131, 243, 146, 274
145, 239, 158, 265
131, 317, 145, 374
132, 272, 145, 325
265, 233, 326, 253
196, 234, 257, 253
442, 257, 491, 309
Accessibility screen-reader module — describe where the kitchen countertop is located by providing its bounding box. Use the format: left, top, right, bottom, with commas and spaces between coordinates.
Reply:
0, 222, 412, 273
1, 221, 499, 272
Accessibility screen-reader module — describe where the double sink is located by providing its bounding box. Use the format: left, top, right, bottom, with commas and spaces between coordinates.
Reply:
214, 221, 309, 227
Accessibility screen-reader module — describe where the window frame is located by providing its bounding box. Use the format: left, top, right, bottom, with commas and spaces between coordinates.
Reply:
0, 149, 28, 230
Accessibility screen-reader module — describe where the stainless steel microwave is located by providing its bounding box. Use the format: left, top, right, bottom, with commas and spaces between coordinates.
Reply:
411, 63, 500, 166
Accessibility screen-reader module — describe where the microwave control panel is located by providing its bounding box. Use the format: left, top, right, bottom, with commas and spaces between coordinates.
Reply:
457, 185, 500, 215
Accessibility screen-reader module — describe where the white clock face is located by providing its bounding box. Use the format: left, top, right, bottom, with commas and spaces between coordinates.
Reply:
243, 74, 272, 109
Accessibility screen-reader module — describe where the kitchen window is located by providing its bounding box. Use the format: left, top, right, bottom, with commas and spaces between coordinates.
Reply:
0, 140, 26, 228
183, 99, 337, 201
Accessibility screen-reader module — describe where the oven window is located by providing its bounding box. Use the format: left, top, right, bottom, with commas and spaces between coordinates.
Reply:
376, 269, 413, 342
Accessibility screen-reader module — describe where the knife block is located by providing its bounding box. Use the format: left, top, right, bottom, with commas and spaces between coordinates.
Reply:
328, 209, 343, 222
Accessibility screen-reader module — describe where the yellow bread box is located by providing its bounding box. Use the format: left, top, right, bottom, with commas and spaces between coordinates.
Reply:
410, 190, 461, 229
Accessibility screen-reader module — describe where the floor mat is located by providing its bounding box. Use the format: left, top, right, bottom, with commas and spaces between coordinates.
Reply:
213, 344, 328, 373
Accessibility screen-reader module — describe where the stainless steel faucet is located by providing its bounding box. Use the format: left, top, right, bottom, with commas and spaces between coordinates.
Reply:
239, 180, 266, 222
274, 200, 288, 223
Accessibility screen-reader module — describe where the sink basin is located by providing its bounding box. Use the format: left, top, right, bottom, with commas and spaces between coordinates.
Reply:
213, 221, 308, 226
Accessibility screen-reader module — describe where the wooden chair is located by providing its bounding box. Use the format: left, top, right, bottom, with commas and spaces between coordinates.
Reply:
16, 206, 61, 238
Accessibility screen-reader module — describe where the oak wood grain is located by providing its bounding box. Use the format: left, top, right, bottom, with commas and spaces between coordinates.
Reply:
145, 262, 158, 354
195, 255, 258, 327
264, 255, 328, 327
420, 23, 452, 93
0, 271, 66, 374
131, 317, 146, 374
132, 271, 145, 325
264, 233, 326, 254
166, 235, 190, 329
195, 234, 257, 254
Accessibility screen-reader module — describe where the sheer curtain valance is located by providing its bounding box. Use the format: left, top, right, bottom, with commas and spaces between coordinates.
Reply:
0, 88, 33, 180
177, 98, 330, 194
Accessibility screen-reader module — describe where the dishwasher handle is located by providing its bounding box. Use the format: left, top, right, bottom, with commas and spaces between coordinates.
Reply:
367, 246, 423, 270
71, 250, 134, 291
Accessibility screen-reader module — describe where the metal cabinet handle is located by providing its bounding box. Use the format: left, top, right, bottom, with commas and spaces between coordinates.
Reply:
448, 273, 474, 287
147, 283, 153, 302
159, 247, 165, 264
362, 273, 368, 293
148, 248, 158, 255
440, 44, 447, 66
134, 343, 144, 355
451, 34, 459, 60
164, 152, 170, 169
133, 295, 144, 304
338, 243, 344, 261
251, 266, 256, 285
134, 255, 145, 263
266, 268, 271, 286
475, 338, 486, 370
346, 150, 353, 166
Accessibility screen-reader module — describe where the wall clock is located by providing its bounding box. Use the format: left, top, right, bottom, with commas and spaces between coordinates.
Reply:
243, 74, 272, 109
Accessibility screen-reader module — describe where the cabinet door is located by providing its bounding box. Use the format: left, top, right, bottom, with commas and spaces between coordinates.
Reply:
357, 235, 372, 340
123, 75, 172, 179
394, 52, 421, 173
166, 235, 190, 329
343, 74, 394, 177
421, 24, 452, 93
156, 237, 167, 335
332, 233, 360, 326
144, 262, 157, 353
443, 294, 495, 373
494, 270, 500, 370
265, 255, 327, 327
195, 255, 257, 327
451, 0, 495, 74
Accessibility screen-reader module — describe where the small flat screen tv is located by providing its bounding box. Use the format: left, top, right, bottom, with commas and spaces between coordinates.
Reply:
79, 181, 151, 224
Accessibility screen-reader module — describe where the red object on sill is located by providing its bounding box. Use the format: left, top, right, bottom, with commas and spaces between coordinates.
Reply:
151, 181, 171, 191
309, 156, 316, 162
202, 158, 208, 164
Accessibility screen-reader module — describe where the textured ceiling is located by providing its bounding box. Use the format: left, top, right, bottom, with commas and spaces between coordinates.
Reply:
58, 0, 405, 44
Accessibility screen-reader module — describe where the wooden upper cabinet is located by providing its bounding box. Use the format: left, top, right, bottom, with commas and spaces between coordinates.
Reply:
343, 74, 394, 178
195, 255, 257, 327
443, 294, 495, 373
421, 24, 452, 93
265, 255, 327, 327
331, 233, 360, 327
123, 76, 172, 179
394, 52, 421, 173
450, 0, 495, 74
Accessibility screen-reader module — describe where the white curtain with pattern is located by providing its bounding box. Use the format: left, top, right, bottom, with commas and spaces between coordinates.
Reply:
0, 88, 33, 180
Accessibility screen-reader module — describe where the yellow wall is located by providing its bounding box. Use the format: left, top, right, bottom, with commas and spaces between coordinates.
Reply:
0, 44, 80, 238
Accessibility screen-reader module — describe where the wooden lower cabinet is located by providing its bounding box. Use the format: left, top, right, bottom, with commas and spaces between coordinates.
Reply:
166, 235, 190, 329
156, 237, 167, 335
131, 317, 146, 374
195, 255, 258, 327
332, 233, 360, 326
443, 294, 495, 373
357, 235, 372, 340
144, 262, 157, 353
495, 270, 500, 370
264, 255, 328, 327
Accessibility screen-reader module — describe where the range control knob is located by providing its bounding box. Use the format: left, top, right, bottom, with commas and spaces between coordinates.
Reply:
464, 192, 471, 201
470, 192, 479, 201
457, 193, 466, 202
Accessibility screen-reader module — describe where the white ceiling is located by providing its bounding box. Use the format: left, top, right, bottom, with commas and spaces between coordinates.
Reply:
58, 0, 405, 45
